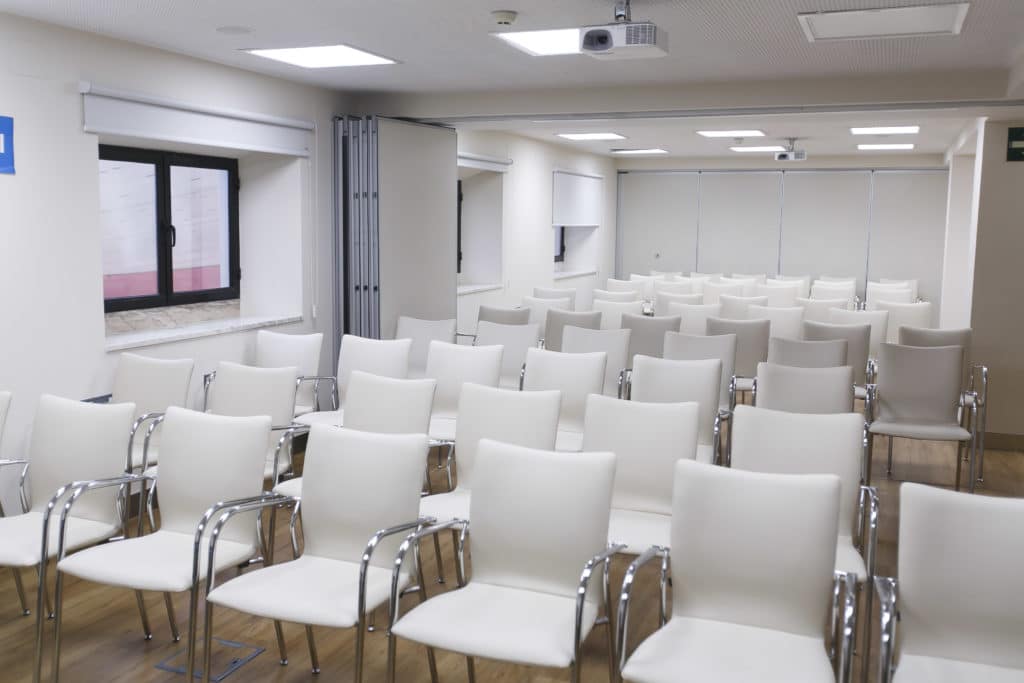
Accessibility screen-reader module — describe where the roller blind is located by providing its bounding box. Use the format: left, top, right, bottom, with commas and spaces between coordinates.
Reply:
697, 172, 782, 275
618, 172, 699, 277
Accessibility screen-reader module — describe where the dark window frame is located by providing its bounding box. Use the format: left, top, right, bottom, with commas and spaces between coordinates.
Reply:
456, 179, 464, 274
100, 144, 240, 313
554, 226, 566, 263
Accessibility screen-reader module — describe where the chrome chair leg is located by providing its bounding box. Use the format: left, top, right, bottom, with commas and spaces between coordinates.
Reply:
886, 437, 894, 477
432, 532, 445, 584
603, 561, 616, 683
829, 575, 841, 661
414, 554, 439, 683
266, 506, 278, 565
445, 443, 455, 492
50, 570, 68, 683
135, 590, 153, 639
305, 625, 320, 674
201, 602, 215, 683
12, 567, 30, 615
977, 402, 987, 483
466, 656, 477, 683
367, 607, 376, 632
355, 607, 368, 683
45, 578, 54, 619
273, 620, 288, 664
163, 592, 180, 642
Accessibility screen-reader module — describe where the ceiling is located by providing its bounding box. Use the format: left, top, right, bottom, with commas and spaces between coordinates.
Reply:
2, 0, 1024, 93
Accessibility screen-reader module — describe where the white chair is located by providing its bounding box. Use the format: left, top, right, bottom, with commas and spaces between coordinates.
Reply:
387, 439, 618, 683
522, 347, 606, 451
768, 337, 848, 368
690, 272, 723, 282
562, 326, 631, 398
477, 305, 530, 326
593, 288, 640, 303
295, 335, 412, 428
653, 279, 692, 296
607, 278, 647, 298
621, 313, 681, 363
819, 276, 858, 284
705, 318, 770, 395
0, 396, 134, 622
663, 332, 737, 414
594, 299, 645, 329
865, 282, 913, 308
702, 280, 744, 304
756, 281, 801, 307
653, 291, 701, 316
629, 273, 659, 299
688, 273, 717, 295
423, 340, 502, 444
746, 304, 804, 340
776, 274, 812, 298
521, 295, 571, 336
582, 394, 699, 553
719, 276, 758, 296
879, 277, 918, 301
651, 270, 683, 279
630, 356, 722, 465
829, 309, 889, 360
619, 460, 849, 683
274, 372, 436, 499
395, 317, 457, 379
867, 343, 976, 490
718, 294, 768, 320
256, 330, 323, 416
804, 320, 872, 392
51, 407, 273, 681
875, 483, 1024, 683
474, 320, 541, 389
534, 286, 577, 311
797, 296, 851, 322
811, 281, 856, 306
754, 363, 855, 415
730, 272, 767, 285
203, 427, 430, 680
544, 309, 601, 352
668, 302, 723, 335
875, 301, 933, 342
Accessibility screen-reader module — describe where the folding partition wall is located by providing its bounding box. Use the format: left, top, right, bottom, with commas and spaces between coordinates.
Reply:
617, 168, 948, 307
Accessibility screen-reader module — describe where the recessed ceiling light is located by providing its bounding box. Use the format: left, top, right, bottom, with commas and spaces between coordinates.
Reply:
858, 143, 915, 151
611, 148, 669, 155
495, 29, 581, 56
216, 25, 252, 36
558, 133, 626, 141
244, 44, 395, 68
729, 145, 787, 153
798, 3, 969, 42
697, 130, 766, 138
850, 126, 920, 135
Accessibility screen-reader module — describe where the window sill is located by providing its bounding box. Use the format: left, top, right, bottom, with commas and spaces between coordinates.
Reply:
553, 269, 598, 281
458, 283, 503, 296
105, 314, 303, 352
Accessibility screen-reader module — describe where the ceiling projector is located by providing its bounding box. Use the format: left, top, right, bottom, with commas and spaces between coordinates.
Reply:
580, 1, 668, 59
776, 138, 807, 161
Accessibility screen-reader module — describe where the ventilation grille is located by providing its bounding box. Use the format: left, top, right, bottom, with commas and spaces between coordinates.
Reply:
626, 23, 657, 46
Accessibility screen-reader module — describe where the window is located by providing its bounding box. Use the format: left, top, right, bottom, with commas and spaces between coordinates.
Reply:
99, 145, 240, 312
554, 226, 566, 263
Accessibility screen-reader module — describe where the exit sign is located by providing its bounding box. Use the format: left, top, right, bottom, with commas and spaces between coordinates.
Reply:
1008, 127, 1024, 161
0, 116, 12, 174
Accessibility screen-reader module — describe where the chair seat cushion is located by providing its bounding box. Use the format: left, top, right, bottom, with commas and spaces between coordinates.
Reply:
429, 417, 457, 442
57, 530, 255, 593
555, 430, 584, 452
835, 535, 866, 580
869, 420, 970, 442
609, 509, 670, 554
294, 409, 345, 428
391, 582, 598, 668
734, 377, 755, 392
622, 616, 833, 683
294, 402, 315, 417
0, 512, 120, 568
855, 385, 867, 400
419, 488, 471, 522
273, 477, 302, 499
894, 654, 1024, 683
207, 555, 408, 629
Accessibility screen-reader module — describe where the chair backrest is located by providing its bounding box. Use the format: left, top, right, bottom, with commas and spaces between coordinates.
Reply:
521, 296, 571, 335
899, 326, 972, 387
533, 286, 577, 311
592, 288, 639, 303
746, 304, 804, 340
731, 405, 862, 544
755, 362, 855, 414
630, 356, 721, 446
593, 299, 645, 329
775, 274, 812, 298
209, 361, 297, 427
583, 394, 698, 516
654, 291, 701, 316
702, 281, 744, 304
255, 331, 321, 409
629, 273, 658, 299
866, 281, 913, 307
653, 279, 692, 296
756, 281, 801, 307
705, 318, 770, 377
803, 320, 871, 385
768, 337, 847, 368
475, 321, 541, 386
561, 326, 631, 396
720, 276, 758, 296
688, 273, 717, 295
663, 332, 736, 410
342, 371, 435, 434
669, 302, 723, 335
875, 343, 963, 426
27, 395, 136, 523
898, 483, 1024, 670
875, 301, 933, 343
621, 313, 681, 362
796, 296, 850, 323
731, 273, 768, 285
671, 459, 840, 637
395, 317, 457, 376
469, 439, 615, 600
454, 383, 561, 490
606, 278, 646, 296
544, 309, 601, 352
819, 276, 857, 284
336, 335, 412, 406
719, 294, 769, 320
424, 341, 503, 418
651, 270, 683, 279
880, 277, 919, 300
156, 407, 270, 547
522, 347, 606, 433
828, 308, 889, 358
691, 272, 723, 282
112, 353, 194, 418
811, 281, 856, 305
301, 427, 427, 566
477, 305, 531, 326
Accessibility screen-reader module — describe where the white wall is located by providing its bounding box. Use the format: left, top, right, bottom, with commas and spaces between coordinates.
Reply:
940, 152, 980, 328
0, 14, 347, 511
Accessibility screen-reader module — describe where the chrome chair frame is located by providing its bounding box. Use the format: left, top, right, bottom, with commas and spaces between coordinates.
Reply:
967, 364, 989, 483
873, 576, 898, 683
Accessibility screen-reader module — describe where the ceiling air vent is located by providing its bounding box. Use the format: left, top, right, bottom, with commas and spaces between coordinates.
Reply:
798, 3, 969, 42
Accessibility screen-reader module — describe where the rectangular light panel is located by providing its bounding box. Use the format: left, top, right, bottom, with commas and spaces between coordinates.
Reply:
245, 44, 395, 68
858, 143, 916, 151
730, 145, 787, 153
558, 133, 626, 141
851, 126, 920, 135
697, 130, 766, 138
612, 148, 669, 155
495, 29, 581, 56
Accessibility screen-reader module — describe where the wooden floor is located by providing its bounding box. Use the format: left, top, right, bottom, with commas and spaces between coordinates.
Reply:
1, 436, 1021, 683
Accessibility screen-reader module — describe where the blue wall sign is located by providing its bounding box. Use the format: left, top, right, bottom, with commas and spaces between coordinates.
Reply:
0, 116, 13, 175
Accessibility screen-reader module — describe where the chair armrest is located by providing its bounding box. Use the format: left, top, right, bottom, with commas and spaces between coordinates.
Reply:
864, 384, 878, 424
969, 364, 989, 406
129, 412, 165, 473
358, 517, 435, 620
202, 371, 218, 411
297, 376, 339, 411
617, 545, 670, 673
55, 474, 153, 555
202, 494, 297, 593
0, 458, 27, 468
856, 486, 879, 578
575, 543, 626, 671
866, 358, 878, 385
270, 425, 311, 487
618, 368, 632, 400
388, 519, 469, 632
750, 376, 758, 406
875, 576, 898, 683
835, 571, 858, 683
728, 375, 737, 413
519, 362, 527, 391
81, 394, 113, 404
